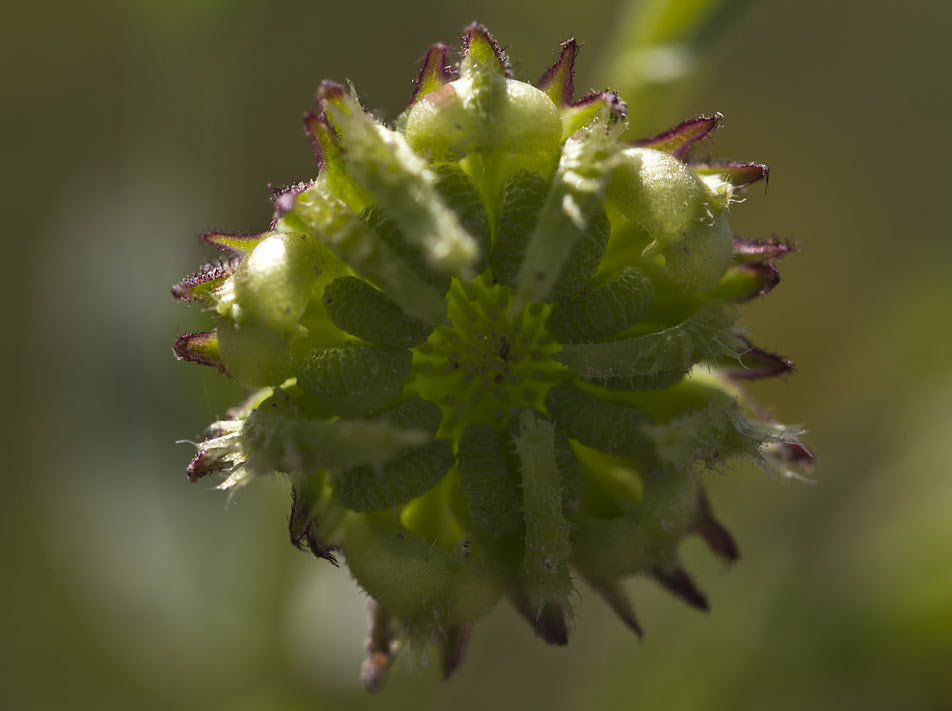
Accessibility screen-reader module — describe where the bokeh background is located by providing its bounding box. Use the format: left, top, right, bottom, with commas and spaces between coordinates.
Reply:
4, 0, 951, 708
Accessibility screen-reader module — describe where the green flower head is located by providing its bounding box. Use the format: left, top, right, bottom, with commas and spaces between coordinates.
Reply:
173, 24, 812, 691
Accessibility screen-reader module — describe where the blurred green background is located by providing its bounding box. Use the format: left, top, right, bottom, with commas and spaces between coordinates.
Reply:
4, 0, 951, 709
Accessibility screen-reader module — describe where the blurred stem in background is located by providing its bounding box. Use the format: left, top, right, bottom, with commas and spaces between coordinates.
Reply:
601, 0, 759, 136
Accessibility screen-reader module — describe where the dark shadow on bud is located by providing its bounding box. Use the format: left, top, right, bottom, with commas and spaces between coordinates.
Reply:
510, 595, 569, 645
438, 624, 473, 680
651, 566, 709, 612
692, 487, 740, 564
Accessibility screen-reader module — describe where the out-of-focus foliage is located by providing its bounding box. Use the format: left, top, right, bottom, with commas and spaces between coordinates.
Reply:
2, 0, 950, 709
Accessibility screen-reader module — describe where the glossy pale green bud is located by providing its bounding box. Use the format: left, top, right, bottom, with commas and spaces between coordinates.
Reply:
606, 147, 733, 289
404, 80, 562, 174
217, 232, 323, 331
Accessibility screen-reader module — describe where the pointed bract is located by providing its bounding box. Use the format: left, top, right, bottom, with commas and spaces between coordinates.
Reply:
538, 38, 578, 106
712, 262, 780, 302
732, 235, 797, 262
461, 23, 511, 78
587, 577, 644, 637
633, 113, 722, 159
438, 624, 472, 680
186, 447, 231, 482
270, 181, 312, 219
409, 43, 454, 107
560, 90, 628, 139
173, 330, 226, 373
511, 596, 569, 645
171, 260, 237, 304
692, 161, 769, 189
691, 488, 740, 563
199, 231, 266, 256
721, 338, 795, 380
651, 566, 710, 611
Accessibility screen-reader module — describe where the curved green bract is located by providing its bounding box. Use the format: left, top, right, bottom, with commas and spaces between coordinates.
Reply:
341, 514, 503, 635
432, 164, 492, 274
298, 346, 412, 417
376, 398, 444, 436
513, 121, 619, 309
555, 303, 741, 383
546, 266, 654, 343
491, 171, 548, 287
600, 369, 687, 392
241, 408, 427, 474
362, 205, 451, 292
512, 410, 573, 610
554, 428, 585, 514
323, 276, 431, 348
548, 205, 611, 303
332, 441, 453, 512
643, 401, 767, 471
457, 424, 522, 538
546, 382, 653, 457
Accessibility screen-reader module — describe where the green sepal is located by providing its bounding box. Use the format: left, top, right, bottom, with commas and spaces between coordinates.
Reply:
457, 424, 523, 539
545, 381, 654, 458
554, 303, 742, 384
376, 398, 444, 435
240, 405, 428, 475
331, 441, 453, 512
642, 400, 770, 472
431, 164, 492, 274
322, 276, 432, 348
491, 171, 548, 288
545, 266, 654, 343
512, 410, 574, 613
553, 428, 585, 515
513, 117, 621, 309
298, 345, 412, 417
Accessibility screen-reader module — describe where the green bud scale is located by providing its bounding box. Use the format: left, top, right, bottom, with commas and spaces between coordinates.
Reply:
173, 24, 812, 690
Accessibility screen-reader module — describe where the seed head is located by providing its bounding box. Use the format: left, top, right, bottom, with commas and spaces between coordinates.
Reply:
172, 23, 812, 690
